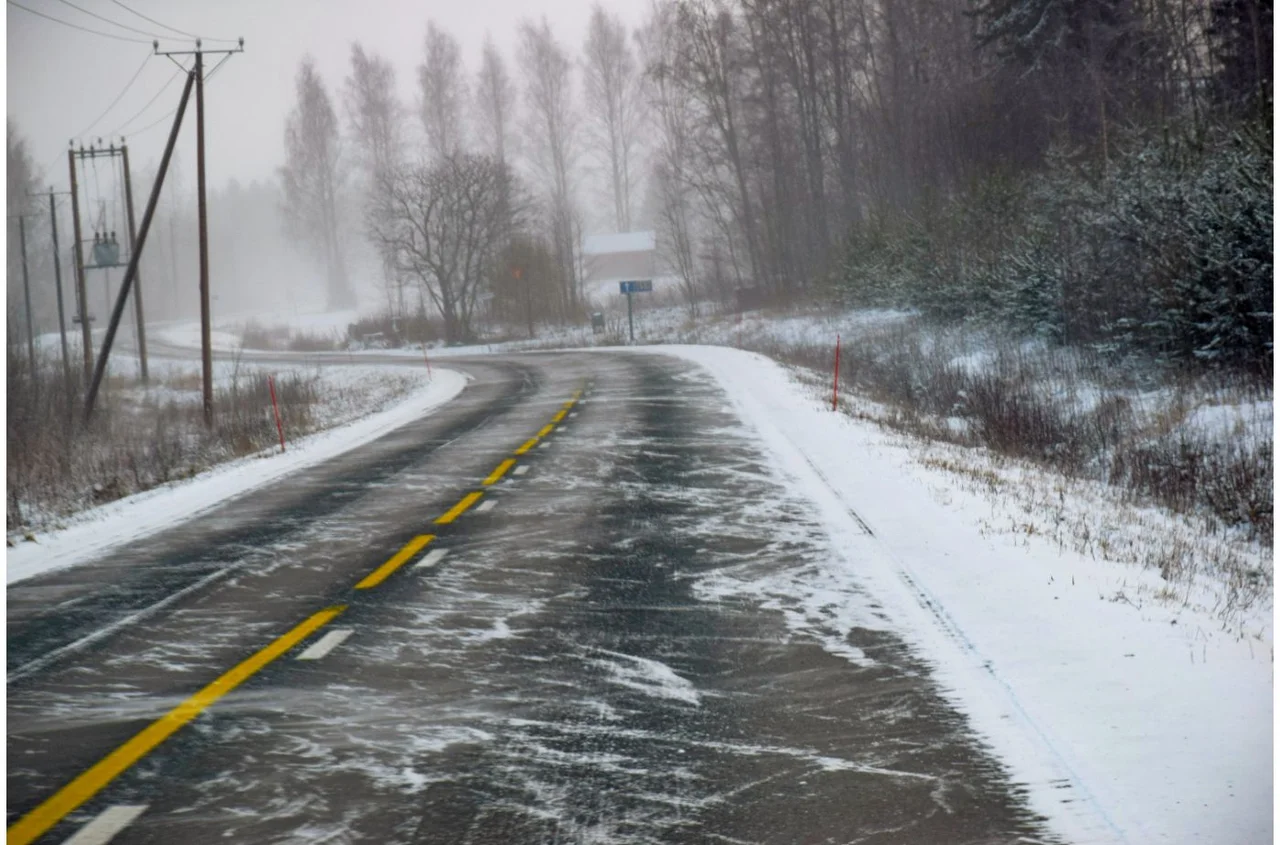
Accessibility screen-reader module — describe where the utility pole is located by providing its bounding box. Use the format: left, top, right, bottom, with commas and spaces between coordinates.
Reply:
120, 141, 148, 383
196, 47, 212, 427
47, 189, 73, 400
157, 39, 243, 428
68, 145, 91, 382
18, 214, 37, 390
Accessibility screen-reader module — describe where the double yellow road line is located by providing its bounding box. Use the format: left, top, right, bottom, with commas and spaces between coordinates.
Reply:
8, 387, 584, 845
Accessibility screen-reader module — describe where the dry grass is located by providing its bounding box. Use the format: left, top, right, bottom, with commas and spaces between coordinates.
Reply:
755, 318, 1272, 551
240, 319, 342, 352
752, 318, 1272, 623
6, 349, 323, 534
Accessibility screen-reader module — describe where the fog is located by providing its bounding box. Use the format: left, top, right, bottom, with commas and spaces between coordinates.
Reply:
9, 0, 1268, 370
7, 0, 649, 322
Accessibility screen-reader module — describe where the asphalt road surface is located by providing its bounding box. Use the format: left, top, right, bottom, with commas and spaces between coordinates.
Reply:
8, 351, 1058, 844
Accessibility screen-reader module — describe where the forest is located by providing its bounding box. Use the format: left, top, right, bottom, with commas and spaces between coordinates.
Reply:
9, 1, 1272, 369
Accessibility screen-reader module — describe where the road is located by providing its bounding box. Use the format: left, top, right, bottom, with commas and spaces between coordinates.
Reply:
8, 351, 1057, 844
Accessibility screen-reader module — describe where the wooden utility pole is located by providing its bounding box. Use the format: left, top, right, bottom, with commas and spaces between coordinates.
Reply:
68, 145, 91, 381
120, 142, 148, 382
149, 38, 243, 428
48, 189, 72, 397
18, 215, 37, 390
195, 48, 212, 427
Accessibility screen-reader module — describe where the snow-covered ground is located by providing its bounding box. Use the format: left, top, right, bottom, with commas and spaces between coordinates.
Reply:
643, 344, 1271, 845
7, 366, 466, 585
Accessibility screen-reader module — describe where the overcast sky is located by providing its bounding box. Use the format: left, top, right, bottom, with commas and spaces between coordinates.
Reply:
7, 0, 649, 191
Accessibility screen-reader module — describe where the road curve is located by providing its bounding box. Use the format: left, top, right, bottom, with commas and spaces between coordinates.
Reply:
7, 350, 1057, 844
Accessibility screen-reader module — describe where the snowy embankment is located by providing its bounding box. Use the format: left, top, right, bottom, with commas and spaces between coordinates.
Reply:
7, 367, 466, 586
644, 345, 1271, 845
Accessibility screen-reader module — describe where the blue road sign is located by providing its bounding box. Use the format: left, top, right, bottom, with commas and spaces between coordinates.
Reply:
619, 280, 653, 294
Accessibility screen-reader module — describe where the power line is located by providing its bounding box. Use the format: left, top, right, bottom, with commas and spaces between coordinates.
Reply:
108, 0, 239, 44
107, 67, 183, 136
51, 0, 168, 40
108, 0, 193, 38
73, 51, 152, 140
127, 104, 179, 138
7, 1, 152, 43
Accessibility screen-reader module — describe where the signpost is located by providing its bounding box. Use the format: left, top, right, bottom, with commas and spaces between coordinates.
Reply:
619, 279, 653, 342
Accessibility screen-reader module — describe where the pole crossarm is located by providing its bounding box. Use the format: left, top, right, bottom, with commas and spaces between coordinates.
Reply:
154, 38, 243, 62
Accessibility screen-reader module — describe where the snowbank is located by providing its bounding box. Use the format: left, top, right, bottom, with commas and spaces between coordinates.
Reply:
7, 369, 467, 586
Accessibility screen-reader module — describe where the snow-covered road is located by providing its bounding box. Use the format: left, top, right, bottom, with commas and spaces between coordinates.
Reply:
7, 339, 1271, 845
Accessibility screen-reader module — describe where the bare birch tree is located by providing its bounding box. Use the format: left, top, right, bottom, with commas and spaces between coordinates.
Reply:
345, 44, 404, 184
474, 35, 517, 165
344, 43, 406, 315
582, 3, 645, 233
281, 57, 352, 308
518, 17, 581, 315
418, 22, 468, 161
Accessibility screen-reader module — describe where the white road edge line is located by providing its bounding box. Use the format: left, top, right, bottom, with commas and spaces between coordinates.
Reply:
9, 566, 239, 683
414, 548, 449, 570
296, 629, 353, 661
62, 804, 148, 845
513, 465, 529, 476
475, 499, 497, 513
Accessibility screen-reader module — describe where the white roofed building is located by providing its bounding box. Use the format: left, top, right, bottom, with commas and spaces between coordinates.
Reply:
583, 231, 657, 299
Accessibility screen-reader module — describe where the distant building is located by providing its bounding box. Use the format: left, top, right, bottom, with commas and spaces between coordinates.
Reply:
583, 231, 656, 298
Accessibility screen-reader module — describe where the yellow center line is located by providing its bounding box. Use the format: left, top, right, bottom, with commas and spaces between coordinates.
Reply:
355, 535, 434, 589
551, 409, 567, 423
514, 437, 540, 455
7, 605, 346, 845
482, 458, 517, 487
435, 491, 483, 524
537, 424, 556, 439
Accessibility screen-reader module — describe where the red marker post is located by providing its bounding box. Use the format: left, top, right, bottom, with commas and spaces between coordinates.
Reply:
268, 375, 286, 453
831, 334, 841, 411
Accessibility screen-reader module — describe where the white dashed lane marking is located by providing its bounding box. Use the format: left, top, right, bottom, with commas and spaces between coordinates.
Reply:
475, 500, 497, 514
62, 805, 148, 845
296, 629, 353, 661
414, 548, 450, 570
513, 465, 529, 476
